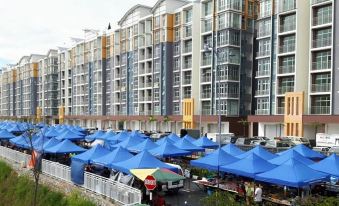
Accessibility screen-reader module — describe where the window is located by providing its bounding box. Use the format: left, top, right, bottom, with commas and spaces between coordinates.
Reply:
258, 19, 271, 37
280, 14, 296, 32
314, 5, 332, 25
258, 39, 271, 56
155, 16, 160, 28
204, 1, 212, 16
313, 51, 331, 70
185, 9, 192, 23
175, 28, 181, 41
175, 13, 181, 25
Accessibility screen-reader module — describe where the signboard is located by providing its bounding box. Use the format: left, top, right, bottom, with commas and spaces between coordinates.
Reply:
144, 175, 157, 191
316, 133, 339, 147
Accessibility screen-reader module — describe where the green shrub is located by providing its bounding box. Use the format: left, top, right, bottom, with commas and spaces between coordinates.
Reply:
201, 191, 241, 206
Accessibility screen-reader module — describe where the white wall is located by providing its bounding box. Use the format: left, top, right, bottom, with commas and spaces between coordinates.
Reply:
326, 124, 339, 134
304, 124, 316, 140
258, 123, 284, 138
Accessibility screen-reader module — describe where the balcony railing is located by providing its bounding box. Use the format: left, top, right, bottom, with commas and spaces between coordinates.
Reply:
278, 86, 294, 94
312, 0, 331, 4
311, 106, 330, 114
201, 75, 212, 83
201, 93, 211, 99
256, 50, 270, 57
183, 79, 191, 85
258, 30, 271, 37
219, 93, 239, 98
313, 15, 332, 26
255, 90, 270, 96
278, 65, 295, 74
279, 2, 296, 13
183, 46, 192, 53
312, 61, 331, 71
256, 70, 270, 77
277, 107, 285, 114
202, 58, 212, 66
312, 38, 332, 48
255, 109, 270, 115
280, 24, 296, 33
311, 83, 331, 92
279, 44, 295, 53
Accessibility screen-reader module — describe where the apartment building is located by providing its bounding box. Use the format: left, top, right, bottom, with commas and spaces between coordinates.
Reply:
37, 50, 59, 123
249, 0, 339, 139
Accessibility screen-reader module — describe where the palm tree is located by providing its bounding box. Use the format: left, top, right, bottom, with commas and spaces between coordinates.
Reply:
238, 119, 249, 137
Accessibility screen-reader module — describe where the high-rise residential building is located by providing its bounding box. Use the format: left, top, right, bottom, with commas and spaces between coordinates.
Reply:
37, 50, 59, 123
249, 0, 339, 139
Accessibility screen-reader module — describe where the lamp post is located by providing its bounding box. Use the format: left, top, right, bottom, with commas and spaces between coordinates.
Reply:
204, 44, 235, 189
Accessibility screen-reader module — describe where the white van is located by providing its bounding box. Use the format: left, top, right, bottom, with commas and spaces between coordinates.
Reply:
162, 163, 184, 193
207, 133, 235, 144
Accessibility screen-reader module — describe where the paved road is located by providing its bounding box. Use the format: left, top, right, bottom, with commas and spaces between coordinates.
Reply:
164, 179, 207, 206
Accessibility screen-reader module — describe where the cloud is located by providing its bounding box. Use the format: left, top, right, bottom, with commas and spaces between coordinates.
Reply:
0, 0, 158, 66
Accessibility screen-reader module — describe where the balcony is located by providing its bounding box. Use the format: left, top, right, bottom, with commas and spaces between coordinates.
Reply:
201, 75, 211, 83
312, 61, 331, 71
219, 93, 239, 98
202, 58, 212, 66
311, 83, 331, 92
201, 93, 211, 99
258, 30, 271, 37
311, 106, 330, 114
183, 79, 191, 85
255, 90, 270, 96
277, 86, 294, 94
202, 108, 211, 115
183, 46, 192, 54
256, 50, 270, 57
255, 109, 270, 115
256, 70, 270, 77
312, 38, 332, 48
312, 0, 331, 4
277, 107, 285, 114
279, 44, 295, 53
278, 65, 295, 74
202, 24, 212, 33
279, 2, 296, 13
280, 24, 296, 33
313, 16, 332, 26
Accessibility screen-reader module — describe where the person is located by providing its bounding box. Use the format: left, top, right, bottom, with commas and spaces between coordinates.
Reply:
254, 184, 263, 206
245, 182, 254, 205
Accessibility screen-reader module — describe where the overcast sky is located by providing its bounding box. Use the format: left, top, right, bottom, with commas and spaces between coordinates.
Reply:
0, 0, 159, 67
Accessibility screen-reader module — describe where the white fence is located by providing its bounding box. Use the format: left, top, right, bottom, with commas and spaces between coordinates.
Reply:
0, 146, 142, 205
0, 146, 31, 164
84, 172, 142, 205
41, 159, 72, 183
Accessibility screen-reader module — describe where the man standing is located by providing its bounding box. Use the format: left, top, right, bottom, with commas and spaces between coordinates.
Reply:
254, 184, 263, 206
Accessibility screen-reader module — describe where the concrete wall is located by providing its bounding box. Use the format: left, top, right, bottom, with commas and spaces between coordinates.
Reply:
258, 123, 284, 138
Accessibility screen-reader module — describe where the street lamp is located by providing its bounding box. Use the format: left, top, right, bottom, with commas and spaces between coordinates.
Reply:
204, 43, 235, 189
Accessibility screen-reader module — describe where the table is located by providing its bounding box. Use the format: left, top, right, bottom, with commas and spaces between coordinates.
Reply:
192, 180, 238, 193
263, 197, 291, 206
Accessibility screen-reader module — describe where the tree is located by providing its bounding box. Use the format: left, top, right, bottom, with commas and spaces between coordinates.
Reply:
238, 119, 249, 137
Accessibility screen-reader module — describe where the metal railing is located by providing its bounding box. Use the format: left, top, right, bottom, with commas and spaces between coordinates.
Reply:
0, 146, 31, 164
312, 38, 332, 48
277, 106, 285, 114
255, 109, 270, 115
84, 172, 142, 205
313, 16, 332, 26
311, 106, 330, 114
277, 86, 294, 94
41, 159, 71, 183
280, 24, 296, 33
312, 0, 331, 4
256, 70, 270, 77
256, 50, 270, 57
311, 83, 331, 92
312, 61, 331, 71
255, 90, 270, 96
279, 44, 295, 53
278, 65, 295, 74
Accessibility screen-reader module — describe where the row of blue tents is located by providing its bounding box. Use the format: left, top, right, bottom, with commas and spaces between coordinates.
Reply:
191, 144, 339, 188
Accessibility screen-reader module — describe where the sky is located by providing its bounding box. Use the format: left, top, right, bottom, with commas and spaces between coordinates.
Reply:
0, 0, 159, 67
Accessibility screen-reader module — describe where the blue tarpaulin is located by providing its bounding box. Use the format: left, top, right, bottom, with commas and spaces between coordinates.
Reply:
148, 141, 191, 158
237, 145, 277, 160
71, 160, 85, 185
166, 133, 181, 142
193, 136, 218, 149
107, 131, 129, 142
220, 153, 276, 178
45, 127, 60, 138
110, 151, 176, 174
191, 149, 239, 171
278, 144, 325, 159
0, 129, 16, 139
111, 135, 144, 149
269, 150, 314, 165
56, 130, 84, 141
174, 138, 204, 152
8, 124, 22, 133
92, 146, 134, 167
38, 137, 61, 152
155, 136, 175, 145
72, 145, 110, 164
32, 136, 51, 151
85, 130, 106, 142
44, 139, 86, 154
310, 154, 339, 178
256, 158, 329, 188
221, 144, 245, 156
182, 134, 196, 143
98, 130, 116, 140
128, 139, 158, 153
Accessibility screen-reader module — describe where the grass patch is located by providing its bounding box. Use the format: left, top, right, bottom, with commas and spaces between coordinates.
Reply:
0, 160, 95, 206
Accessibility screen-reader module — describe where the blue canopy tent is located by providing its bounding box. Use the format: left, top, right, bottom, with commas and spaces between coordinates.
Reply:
182, 134, 196, 143
9, 135, 30, 148
85, 130, 106, 142
237, 145, 277, 160
220, 153, 276, 178
221, 144, 245, 156
155, 136, 175, 145
56, 130, 84, 141
92, 146, 134, 167
310, 154, 339, 178
45, 127, 61, 138
72, 145, 110, 164
148, 141, 192, 158
32, 136, 51, 151
0, 129, 16, 139
108, 131, 129, 143
166, 133, 181, 142
44, 139, 86, 154
8, 124, 23, 133
128, 138, 158, 153
269, 150, 314, 165
174, 138, 205, 152
278, 144, 325, 159
193, 136, 218, 149
111, 135, 144, 149
36, 137, 61, 152
255, 158, 329, 188
97, 130, 115, 140
129, 131, 148, 139
110, 151, 176, 174
191, 149, 239, 171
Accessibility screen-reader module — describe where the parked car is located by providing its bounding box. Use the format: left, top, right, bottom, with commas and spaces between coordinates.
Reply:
162, 163, 184, 193
286, 136, 310, 146
328, 146, 339, 154
250, 136, 270, 146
